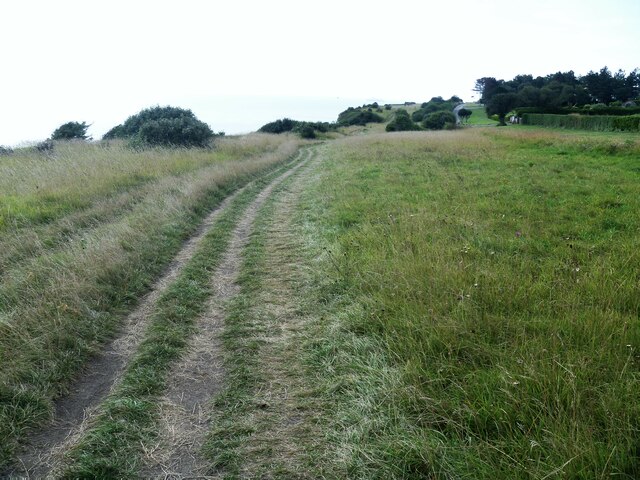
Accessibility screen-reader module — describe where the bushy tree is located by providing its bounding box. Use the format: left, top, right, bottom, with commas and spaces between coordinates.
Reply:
103, 106, 214, 147
51, 121, 91, 141
423, 111, 456, 130
486, 93, 518, 125
458, 108, 472, 123
475, 66, 640, 113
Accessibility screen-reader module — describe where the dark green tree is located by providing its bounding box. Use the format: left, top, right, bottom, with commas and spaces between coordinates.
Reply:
486, 93, 518, 126
457, 108, 472, 123
474, 77, 505, 104
51, 121, 91, 141
582, 67, 615, 104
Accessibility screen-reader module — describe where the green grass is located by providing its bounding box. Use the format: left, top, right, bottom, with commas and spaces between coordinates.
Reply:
202, 162, 313, 476
59, 158, 303, 477
298, 128, 640, 478
0, 135, 301, 468
463, 102, 499, 126
201, 183, 280, 477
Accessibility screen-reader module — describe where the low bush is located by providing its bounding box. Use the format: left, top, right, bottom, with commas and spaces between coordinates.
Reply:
136, 117, 214, 148
258, 119, 335, 138
258, 118, 299, 134
386, 109, 420, 132
36, 139, 54, 153
103, 106, 214, 148
612, 114, 640, 131
0, 146, 13, 156
299, 124, 317, 139
337, 107, 384, 126
423, 111, 457, 130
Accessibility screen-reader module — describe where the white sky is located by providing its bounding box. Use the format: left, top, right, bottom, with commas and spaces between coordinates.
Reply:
1, 0, 638, 145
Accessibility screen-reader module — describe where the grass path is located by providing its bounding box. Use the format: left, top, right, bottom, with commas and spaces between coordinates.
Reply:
202, 145, 327, 478
139, 148, 314, 477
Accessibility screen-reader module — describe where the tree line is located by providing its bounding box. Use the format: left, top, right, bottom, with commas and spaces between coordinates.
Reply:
476, 67, 640, 125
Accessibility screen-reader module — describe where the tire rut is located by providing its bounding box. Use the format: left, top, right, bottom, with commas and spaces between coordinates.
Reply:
140, 148, 314, 479
2, 153, 304, 479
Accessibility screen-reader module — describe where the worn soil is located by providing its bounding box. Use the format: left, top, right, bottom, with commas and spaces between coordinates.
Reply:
140, 148, 313, 479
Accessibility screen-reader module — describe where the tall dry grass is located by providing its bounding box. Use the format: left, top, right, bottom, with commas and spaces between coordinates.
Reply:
0, 134, 301, 465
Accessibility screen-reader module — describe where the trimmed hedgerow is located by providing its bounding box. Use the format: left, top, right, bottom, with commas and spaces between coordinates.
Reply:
522, 113, 640, 132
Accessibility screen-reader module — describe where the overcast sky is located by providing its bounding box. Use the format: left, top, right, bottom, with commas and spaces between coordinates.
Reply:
1, 0, 638, 145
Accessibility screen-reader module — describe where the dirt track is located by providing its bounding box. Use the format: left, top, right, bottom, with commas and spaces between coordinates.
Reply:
140, 148, 313, 478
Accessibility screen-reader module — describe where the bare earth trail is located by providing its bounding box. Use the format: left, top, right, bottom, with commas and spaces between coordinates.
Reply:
2, 151, 307, 479
140, 147, 314, 479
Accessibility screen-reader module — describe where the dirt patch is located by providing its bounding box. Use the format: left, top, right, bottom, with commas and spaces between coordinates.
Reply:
3, 182, 251, 479
140, 149, 313, 478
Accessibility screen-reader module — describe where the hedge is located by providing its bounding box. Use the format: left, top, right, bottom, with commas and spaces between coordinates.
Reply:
521, 114, 640, 132
515, 106, 640, 117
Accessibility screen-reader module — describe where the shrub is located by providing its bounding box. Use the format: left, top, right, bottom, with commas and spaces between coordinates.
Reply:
386, 109, 420, 132
308, 122, 334, 133
411, 110, 425, 122
259, 118, 299, 134
51, 121, 91, 141
136, 117, 214, 147
36, 139, 54, 153
0, 146, 13, 156
102, 124, 126, 140
612, 114, 640, 131
422, 111, 457, 130
337, 108, 384, 126
299, 124, 317, 139
102, 106, 214, 147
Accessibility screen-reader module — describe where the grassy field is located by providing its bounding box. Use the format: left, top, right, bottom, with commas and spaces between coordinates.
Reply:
0, 135, 301, 466
2, 124, 638, 478
298, 128, 639, 478
463, 102, 500, 126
